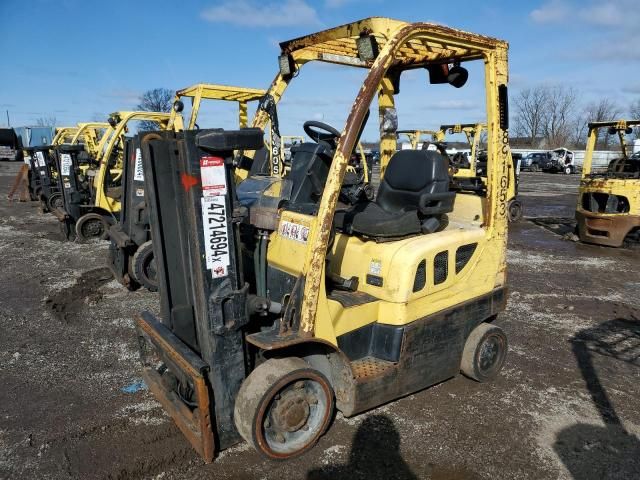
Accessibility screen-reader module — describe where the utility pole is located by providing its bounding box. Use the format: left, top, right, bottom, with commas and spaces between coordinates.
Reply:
6, 110, 9, 127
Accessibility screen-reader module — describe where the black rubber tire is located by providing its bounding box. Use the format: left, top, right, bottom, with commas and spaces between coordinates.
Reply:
75, 213, 110, 241
131, 240, 157, 292
234, 357, 334, 460
461, 323, 508, 382
508, 200, 523, 223
47, 192, 64, 210
564, 165, 572, 175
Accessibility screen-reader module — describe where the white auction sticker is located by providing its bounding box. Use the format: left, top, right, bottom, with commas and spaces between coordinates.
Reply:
200, 156, 227, 197
369, 259, 382, 275
63, 181, 71, 189
24, 155, 31, 165
60, 153, 72, 176
201, 196, 230, 278
134, 148, 144, 182
279, 220, 310, 243
35, 151, 46, 167
136, 188, 144, 197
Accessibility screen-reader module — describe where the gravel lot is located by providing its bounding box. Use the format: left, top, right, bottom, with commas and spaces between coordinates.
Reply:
0, 162, 638, 480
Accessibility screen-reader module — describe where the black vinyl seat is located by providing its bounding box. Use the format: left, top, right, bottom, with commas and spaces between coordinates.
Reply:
335, 149, 455, 239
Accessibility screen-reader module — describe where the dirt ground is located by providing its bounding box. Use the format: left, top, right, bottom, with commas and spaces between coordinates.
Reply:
0, 162, 638, 480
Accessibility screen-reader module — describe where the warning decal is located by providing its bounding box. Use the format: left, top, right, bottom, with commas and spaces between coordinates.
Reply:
133, 148, 144, 182
35, 151, 46, 167
279, 220, 310, 243
201, 196, 230, 278
60, 154, 72, 176
200, 156, 227, 197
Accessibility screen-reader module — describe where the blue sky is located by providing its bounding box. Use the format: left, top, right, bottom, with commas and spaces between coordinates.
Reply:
1, 0, 639, 141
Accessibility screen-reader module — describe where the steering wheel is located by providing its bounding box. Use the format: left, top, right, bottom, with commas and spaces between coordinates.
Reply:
303, 120, 341, 146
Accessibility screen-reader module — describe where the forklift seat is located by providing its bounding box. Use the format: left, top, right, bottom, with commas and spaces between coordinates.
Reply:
335, 150, 454, 238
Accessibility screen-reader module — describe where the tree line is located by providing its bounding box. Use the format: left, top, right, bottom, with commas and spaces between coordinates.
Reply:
512, 85, 640, 150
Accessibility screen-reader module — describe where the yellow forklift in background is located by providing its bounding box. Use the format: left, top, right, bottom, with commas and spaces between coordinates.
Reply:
53, 111, 178, 240
136, 17, 511, 461
576, 120, 640, 247
69, 122, 110, 159
108, 84, 265, 291
436, 123, 522, 222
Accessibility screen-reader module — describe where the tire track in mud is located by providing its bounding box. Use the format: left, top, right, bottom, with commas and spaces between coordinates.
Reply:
44, 267, 114, 322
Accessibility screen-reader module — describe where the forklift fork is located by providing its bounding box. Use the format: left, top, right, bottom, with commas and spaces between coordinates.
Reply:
136, 312, 216, 462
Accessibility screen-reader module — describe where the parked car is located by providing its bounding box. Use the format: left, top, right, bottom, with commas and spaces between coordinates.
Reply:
521, 152, 551, 172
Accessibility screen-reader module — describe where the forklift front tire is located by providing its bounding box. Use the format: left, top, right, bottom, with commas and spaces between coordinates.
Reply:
75, 213, 110, 242
461, 323, 508, 382
47, 192, 64, 211
132, 240, 158, 292
234, 357, 334, 460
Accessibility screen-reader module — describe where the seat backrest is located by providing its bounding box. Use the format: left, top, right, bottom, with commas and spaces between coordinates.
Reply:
377, 150, 450, 214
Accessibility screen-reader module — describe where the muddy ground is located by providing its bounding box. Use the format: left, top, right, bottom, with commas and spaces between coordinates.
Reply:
0, 162, 638, 480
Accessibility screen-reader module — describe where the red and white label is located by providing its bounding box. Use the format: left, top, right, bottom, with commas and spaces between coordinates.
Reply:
200, 156, 226, 197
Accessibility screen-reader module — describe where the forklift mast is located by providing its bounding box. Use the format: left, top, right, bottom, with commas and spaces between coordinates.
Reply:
137, 128, 264, 456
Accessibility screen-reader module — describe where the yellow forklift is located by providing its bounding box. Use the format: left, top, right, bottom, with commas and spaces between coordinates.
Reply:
53, 111, 175, 240
136, 17, 511, 461
69, 122, 110, 159
439, 123, 522, 222
576, 120, 640, 247
108, 84, 264, 291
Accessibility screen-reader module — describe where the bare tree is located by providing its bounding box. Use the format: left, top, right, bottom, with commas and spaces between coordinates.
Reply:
540, 86, 578, 148
629, 99, 640, 139
35, 116, 57, 127
581, 98, 622, 149
513, 87, 548, 146
136, 88, 174, 130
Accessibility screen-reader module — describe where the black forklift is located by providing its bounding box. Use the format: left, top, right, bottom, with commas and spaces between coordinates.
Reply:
27, 145, 63, 211
107, 136, 155, 290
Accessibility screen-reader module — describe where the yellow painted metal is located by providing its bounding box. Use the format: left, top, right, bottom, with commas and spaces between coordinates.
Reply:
436, 123, 484, 177
397, 129, 438, 150
576, 119, 640, 246
93, 111, 174, 214
168, 83, 266, 130
255, 18, 510, 341
70, 122, 110, 158
52, 127, 79, 146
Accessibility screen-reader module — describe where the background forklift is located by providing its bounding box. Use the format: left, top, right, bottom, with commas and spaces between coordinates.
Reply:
53, 111, 173, 241
440, 123, 521, 222
576, 120, 640, 247
108, 84, 263, 292
25, 126, 82, 211
135, 17, 511, 461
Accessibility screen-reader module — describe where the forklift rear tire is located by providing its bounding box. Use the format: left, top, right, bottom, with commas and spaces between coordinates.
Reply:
508, 200, 523, 223
461, 323, 508, 382
132, 241, 158, 292
234, 357, 334, 460
75, 213, 110, 242
47, 192, 64, 211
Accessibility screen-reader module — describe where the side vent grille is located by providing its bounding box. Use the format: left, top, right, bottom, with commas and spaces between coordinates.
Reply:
455, 243, 478, 273
413, 259, 426, 292
434, 251, 448, 285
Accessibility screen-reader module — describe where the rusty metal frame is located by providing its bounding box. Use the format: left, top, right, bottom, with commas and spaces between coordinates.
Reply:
251, 19, 509, 336
135, 312, 215, 463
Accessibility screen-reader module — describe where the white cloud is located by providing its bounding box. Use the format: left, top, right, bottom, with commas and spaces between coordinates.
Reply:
201, 0, 319, 27
530, 0, 570, 23
531, 0, 639, 27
